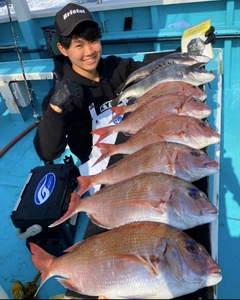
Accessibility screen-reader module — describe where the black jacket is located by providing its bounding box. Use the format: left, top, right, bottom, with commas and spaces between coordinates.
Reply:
33, 54, 143, 163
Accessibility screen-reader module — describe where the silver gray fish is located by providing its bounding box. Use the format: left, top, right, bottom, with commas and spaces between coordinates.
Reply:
120, 52, 210, 91
111, 63, 215, 106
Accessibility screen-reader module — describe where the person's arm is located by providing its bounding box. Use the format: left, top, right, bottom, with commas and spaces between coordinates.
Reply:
33, 76, 81, 163
33, 101, 67, 163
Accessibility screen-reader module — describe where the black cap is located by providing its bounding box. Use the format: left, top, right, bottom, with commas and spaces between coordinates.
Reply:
54, 3, 97, 37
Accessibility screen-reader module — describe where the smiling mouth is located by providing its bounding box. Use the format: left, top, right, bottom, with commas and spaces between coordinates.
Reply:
84, 55, 97, 62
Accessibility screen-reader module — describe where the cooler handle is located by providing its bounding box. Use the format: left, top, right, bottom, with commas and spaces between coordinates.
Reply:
16, 224, 42, 239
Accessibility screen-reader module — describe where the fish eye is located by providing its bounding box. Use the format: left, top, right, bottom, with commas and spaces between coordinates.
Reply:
191, 97, 198, 102
190, 149, 201, 157
188, 188, 200, 199
186, 241, 199, 254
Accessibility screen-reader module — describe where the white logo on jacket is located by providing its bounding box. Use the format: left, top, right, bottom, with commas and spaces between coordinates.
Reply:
100, 100, 112, 113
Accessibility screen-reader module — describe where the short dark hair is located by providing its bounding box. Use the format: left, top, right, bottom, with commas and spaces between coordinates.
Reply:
58, 21, 102, 49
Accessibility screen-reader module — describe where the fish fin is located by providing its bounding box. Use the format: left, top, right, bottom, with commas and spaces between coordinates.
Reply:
176, 70, 186, 77
89, 214, 110, 229
133, 74, 148, 84
174, 106, 181, 114
108, 253, 159, 277
56, 277, 79, 293
139, 255, 159, 277
176, 131, 187, 140
64, 231, 104, 253
28, 242, 55, 296
77, 176, 94, 196
145, 113, 167, 127
148, 130, 165, 144
117, 199, 165, 214
91, 125, 116, 144
57, 277, 97, 298
49, 193, 82, 228
63, 240, 88, 253
162, 142, 177, 173
98, 296, 108, 299
92, 143, 116, 166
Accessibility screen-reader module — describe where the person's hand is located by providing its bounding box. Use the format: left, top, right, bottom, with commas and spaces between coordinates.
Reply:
205, 26, 216, 45
50, 74, 80, 110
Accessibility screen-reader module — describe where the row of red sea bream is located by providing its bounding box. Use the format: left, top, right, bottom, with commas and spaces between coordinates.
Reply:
29, 52, 222, 299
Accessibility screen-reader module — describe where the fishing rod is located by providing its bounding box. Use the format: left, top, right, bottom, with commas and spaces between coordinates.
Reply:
5, 0, 40, 123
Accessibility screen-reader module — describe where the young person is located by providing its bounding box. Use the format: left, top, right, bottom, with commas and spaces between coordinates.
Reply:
33, 2, 215, 165
33, 6, 216, 296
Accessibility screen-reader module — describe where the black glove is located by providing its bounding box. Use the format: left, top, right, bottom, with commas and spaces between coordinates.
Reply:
50, 75, 80, 109
205, 26, 216, 45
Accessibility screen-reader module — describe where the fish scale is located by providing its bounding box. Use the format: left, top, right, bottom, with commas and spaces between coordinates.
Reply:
49, 172, 218, 230
76, 142, 219, 196
93, 115, 220, 166
120, 52, 210, 91
111, 82, 207, 121
29, 221, 222, 299
92, 95, 212, 144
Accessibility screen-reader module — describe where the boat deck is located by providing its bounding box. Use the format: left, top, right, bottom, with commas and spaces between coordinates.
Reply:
0, 109, 92, 298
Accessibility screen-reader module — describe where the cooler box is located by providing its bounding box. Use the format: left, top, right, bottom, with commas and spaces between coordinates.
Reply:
11, 159, 80, 256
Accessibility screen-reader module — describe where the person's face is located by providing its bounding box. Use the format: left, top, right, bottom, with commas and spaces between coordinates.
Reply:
58, 37, 102, 79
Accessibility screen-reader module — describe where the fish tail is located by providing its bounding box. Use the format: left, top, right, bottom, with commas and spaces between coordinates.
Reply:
111, 96, 120, 107
49, 193, 82, 228
28, 242, 55, 296
92, 142, 116, 166
110, 106, 128, 121
77, 175, 94, 196
91, 125, 115, 144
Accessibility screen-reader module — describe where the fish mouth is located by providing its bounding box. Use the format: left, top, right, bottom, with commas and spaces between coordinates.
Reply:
190, 68, 216, 84
204, 160, 219, 168
190, 109, 212, 119
196, 56, 211, 64
208, 266, 221, 275
199, 94, 207, 101
204, 266, 222, 286
210, 130, 221, 140
203, 207, 218, 215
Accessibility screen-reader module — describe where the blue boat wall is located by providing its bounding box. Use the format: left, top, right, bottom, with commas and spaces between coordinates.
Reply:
0, 0, 239, 299
0, 0, 238, 60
